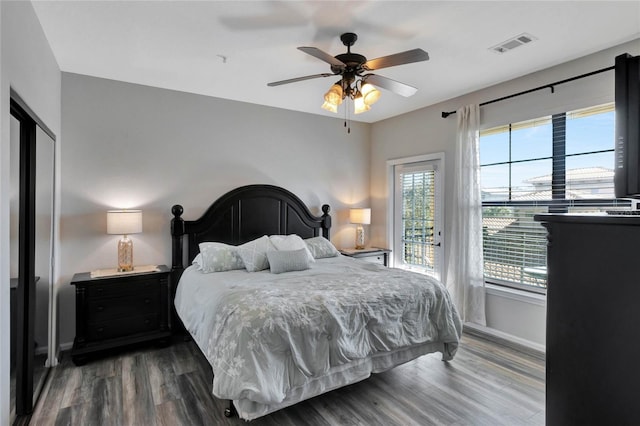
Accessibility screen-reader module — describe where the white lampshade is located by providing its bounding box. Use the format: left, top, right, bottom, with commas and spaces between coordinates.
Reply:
353, 95, 370, 114
321, 100, 339, 113
324, 83, 343, 105
107, 210, 142, 235
361, 83, 381, 106
349, 208, 371, 225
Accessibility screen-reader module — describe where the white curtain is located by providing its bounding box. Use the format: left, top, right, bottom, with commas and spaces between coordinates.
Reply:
445, 104, 486, 325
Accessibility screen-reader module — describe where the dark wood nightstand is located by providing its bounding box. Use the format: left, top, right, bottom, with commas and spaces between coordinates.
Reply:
339, 248, 391, 267
70, 265, 171, 365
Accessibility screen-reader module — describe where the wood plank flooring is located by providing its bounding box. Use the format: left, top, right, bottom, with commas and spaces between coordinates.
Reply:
29, 334, 544, 425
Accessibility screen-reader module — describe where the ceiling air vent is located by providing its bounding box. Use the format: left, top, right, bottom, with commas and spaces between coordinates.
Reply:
490, 33, 537, 54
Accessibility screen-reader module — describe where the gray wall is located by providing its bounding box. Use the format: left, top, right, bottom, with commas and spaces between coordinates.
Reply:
58, 73, 371, 346
371, 38, 640, 345
1, 1, 62, 423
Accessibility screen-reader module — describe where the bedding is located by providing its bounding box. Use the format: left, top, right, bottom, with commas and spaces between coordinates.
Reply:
175, 254, 462, 420
303, 236, 340, 259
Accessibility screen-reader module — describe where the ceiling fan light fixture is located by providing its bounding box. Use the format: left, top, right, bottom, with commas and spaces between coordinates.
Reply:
361, 82, 381, 106
354, 94, 370, 114
324, 83, 343, 105
321, 100, 339, 113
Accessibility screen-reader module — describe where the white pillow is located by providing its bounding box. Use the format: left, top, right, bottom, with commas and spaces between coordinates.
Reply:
197, 242, 245, 273
267, 249, 310, 274
237, 235, 276, 272
304, 236, 340, 259
269, 234, 315, 263
192, 253, 203, 270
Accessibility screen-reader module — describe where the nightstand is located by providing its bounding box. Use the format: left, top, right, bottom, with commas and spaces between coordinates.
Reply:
339, 248, 391, 267
70, 265, 171, 365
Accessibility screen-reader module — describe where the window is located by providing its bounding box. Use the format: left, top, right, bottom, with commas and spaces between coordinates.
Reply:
391, 155, 444, 279
480, 103, 627, 292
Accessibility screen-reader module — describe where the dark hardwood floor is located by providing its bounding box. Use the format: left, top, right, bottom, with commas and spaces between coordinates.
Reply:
29, 334, 544, 425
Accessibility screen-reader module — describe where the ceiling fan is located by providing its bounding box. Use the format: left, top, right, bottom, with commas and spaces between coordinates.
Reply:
267, 32, 429, 114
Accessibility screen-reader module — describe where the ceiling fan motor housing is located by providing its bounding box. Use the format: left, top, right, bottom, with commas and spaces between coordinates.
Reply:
332, 32, 367, 74
332, 53, 367, 74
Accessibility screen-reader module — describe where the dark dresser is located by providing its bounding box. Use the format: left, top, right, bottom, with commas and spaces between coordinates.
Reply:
70, 265, 171, 364
534, 214, 640, 425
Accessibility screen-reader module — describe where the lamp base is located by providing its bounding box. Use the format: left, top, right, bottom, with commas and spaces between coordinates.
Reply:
117, 236, 134, 272
355, 225, 365, 250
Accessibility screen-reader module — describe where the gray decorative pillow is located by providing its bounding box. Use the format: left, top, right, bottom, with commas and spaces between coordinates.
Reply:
237, 235, 276, 272
266, 248, 310, 274
197, 242, 245, 273
304, 236, 340, 259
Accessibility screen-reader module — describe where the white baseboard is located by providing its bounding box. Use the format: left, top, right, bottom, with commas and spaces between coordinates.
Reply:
463, 322, 545, 360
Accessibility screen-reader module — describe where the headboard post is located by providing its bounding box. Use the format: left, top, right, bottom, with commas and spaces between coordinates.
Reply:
321, 204, 331, 240
171, 204, 185, 274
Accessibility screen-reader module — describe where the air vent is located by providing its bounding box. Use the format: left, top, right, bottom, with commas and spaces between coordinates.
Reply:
490, 33, 537, 54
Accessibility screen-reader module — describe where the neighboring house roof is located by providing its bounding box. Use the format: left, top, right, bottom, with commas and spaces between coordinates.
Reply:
512, 189, 593, 201
525, 167, 613, 184
482, 217, 517, 235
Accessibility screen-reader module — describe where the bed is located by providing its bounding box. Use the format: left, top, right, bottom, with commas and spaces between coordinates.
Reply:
170, 184, 462, 420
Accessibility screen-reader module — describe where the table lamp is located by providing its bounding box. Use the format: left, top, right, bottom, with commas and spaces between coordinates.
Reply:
350, 208, 371, 250
107, 210, 142, 272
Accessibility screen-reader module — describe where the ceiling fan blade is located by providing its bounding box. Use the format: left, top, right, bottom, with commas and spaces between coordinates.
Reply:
298, 47, 346, 68
267, 73, 335, 87
365, 74, 418, 97
364, 48, 429, 71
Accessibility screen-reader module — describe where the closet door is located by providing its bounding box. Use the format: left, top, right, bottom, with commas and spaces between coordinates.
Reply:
10, 94, 55, 421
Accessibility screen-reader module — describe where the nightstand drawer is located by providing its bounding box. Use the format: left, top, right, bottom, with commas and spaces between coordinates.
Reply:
361, 255, 386, 265
87, 314, 159, 341
87, 291, 160, 322
86, 279, 158, 299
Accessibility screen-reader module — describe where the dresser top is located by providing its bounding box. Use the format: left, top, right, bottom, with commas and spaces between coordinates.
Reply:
534, 213, 640, 226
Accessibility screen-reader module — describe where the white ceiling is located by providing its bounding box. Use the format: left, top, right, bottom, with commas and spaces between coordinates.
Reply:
31, 1, 640, 123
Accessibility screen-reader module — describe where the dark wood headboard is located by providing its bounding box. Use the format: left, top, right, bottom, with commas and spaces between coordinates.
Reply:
170, 184, 332, 278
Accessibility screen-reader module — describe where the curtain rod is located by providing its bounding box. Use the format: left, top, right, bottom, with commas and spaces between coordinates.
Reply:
441, 65, 615, 118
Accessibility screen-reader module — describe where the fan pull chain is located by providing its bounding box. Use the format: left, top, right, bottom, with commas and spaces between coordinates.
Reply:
344, 98, 351, 134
